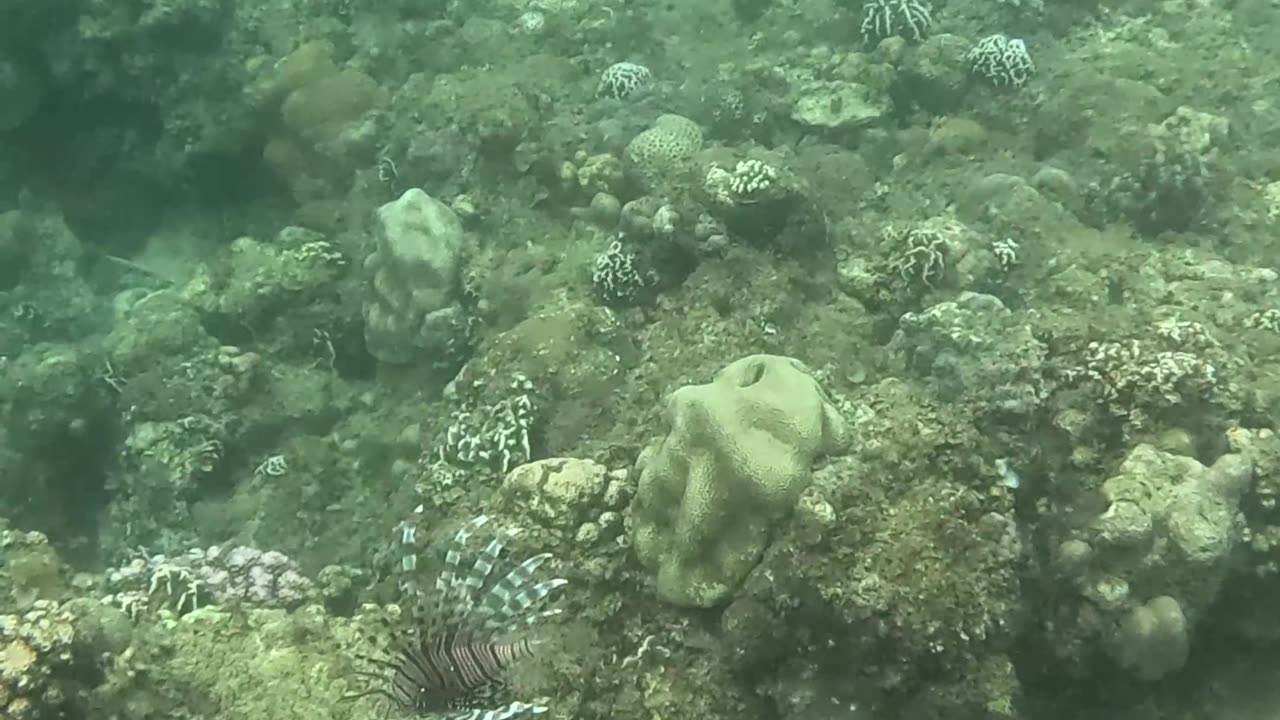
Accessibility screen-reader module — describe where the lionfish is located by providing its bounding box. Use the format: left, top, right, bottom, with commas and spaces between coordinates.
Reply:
343, 514, 568, 719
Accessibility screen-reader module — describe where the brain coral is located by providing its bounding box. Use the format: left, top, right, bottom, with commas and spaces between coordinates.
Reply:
629, 354, 849, 607
624, 114, 703, 192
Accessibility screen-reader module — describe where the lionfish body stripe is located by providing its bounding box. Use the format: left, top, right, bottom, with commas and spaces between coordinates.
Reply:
390, 636, 534, 702
345, 514, 566, 718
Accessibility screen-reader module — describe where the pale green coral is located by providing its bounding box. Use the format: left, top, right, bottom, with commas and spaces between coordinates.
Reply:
1113, 595, 1189, 681
629, 354, 849, 607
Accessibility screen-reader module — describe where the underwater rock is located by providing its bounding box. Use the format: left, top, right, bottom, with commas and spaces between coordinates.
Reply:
890, 292, 1048, 417
0, 529, 65, 610
790, 80, 886, 130
502, 457, 611, 532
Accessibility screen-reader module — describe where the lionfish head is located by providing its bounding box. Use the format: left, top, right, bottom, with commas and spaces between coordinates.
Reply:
343, 514, 567, 719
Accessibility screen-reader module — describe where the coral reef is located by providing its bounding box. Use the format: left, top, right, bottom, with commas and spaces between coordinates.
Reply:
967, 34, 1035, 88
591, 239, 654, 306
0, 601, 80, 719
860, 0, 933, 43
434, 373, 539, 475
4, 0, 1280, 717
598, 62, 653, 100
719, 377, 1023, 717
104, 544, 316, 616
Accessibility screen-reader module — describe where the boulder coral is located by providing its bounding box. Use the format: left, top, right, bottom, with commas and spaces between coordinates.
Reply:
363, 188, 469, 372
629, 355, 849, 607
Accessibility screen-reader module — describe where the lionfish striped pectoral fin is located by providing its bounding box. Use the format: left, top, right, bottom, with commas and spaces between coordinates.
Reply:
354, 515, 568, 718
476, 553, 569, 632
435, 515, 495, 624
447, 700, 549, 720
